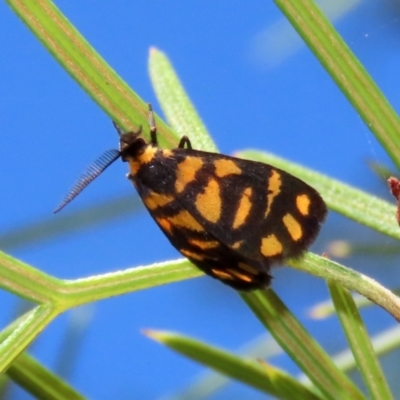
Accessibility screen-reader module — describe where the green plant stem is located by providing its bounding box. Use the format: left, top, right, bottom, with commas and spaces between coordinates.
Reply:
0, 252, 62, 304
5, 0, 175, 147
290, 253, 400, 322
0, 305, 58, 373
58, 259, 201, 308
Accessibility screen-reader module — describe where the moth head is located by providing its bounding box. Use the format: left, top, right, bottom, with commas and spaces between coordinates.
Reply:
117, 126, 147, 162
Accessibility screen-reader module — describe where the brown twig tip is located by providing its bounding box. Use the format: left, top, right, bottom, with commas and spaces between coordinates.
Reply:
388, 176, 400, 226
388, 176, 400, 199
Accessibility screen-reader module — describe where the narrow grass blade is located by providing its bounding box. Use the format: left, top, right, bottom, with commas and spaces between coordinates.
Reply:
242, 289, 365, 400
328, 281, 393, 400
149, 48, 217, 152
166, 334, 282, 400
145, 329, 323, 400
7, 352, 85, 400
274, 0, 400, 169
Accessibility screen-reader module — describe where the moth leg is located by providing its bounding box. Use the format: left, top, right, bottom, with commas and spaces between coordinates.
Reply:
178, 136, 192, 149
148, 103, 158, 146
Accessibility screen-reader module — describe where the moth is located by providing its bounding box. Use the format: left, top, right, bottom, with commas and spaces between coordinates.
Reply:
55, 105, 327, 290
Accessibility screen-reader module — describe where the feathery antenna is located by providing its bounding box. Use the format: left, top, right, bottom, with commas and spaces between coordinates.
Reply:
54, 149, 121, 213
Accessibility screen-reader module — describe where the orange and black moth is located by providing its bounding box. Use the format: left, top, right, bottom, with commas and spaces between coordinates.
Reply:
55, 105, 327, 291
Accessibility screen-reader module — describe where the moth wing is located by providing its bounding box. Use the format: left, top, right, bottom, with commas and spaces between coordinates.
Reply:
133, 147, 326, 290
171, 149, 327, 266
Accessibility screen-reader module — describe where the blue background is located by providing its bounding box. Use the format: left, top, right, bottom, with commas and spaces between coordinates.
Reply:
1, 1, 400, 399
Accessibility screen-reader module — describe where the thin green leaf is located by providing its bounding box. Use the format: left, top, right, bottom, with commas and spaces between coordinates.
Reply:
274, 0, 400, 169
145, 329, 323, 400
241, 289, 365, 400
168, 334, 282, 399
6, 0, 175, 147
149, 48, 217, 152
175, 323, 400, 399
328, 281, 393, 400
297, 324, 400, 384
6, 352, 85, 400
310, 294, 369, 319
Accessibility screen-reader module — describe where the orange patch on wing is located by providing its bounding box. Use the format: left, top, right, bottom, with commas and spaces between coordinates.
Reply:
212, 269, 235, 281
231, 240, 243, 250
227, 269, 253, 282
180, 249, 204, 261
188, 239, 220, 249
156, 217, 173, 234
265, 170, 281, 217
143, 191, 174, 210
232, 187, 252, 229
168, 210, 205, 232
296, 194, 311, 216
175, 156, 204, 193
283, 213, 302, 241
214, 159, 242, 178
261, 234, 283, 257
195, 179, 221, 223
